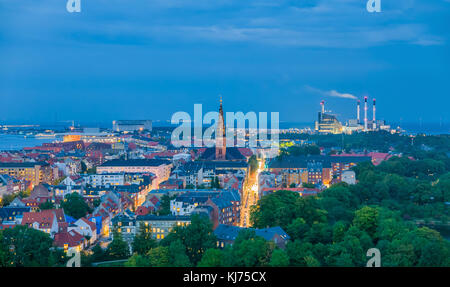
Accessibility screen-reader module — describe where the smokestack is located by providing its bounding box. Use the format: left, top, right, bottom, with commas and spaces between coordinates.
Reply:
364, 96, 368, 131
321, 100, 325, 114
357, 100, 360, 124
372, 98, 376, 130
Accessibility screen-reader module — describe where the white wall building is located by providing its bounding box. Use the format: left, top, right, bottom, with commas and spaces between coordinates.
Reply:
86, 173, 125, 187
341, 170, 356, 185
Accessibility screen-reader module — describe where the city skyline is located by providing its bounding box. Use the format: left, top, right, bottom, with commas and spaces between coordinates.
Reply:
1, 0, 449, 124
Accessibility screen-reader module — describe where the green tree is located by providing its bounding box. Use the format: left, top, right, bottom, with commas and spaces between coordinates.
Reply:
269, 249, 290, 267
125, 254, 150, 267
161, 214, 216, 265
61, 192, 91, 219
1, 193, 17, 207
93, 199, 101, 208
286, 218, 310, 241
251, 190, 299, 229
381, 239, 416, 267
286, 240, 314, 266
353, 206, 379, 238
1, 225, 56, 267
326, 236, 364, 267
106, 229, 130, 260
132, 223, 157, 255
169, 239, 192, 267
211, 176, 221, 189
39, 200, 55, 210
91, 244, 106, 263
158, 194, 175, 215
197, 248, 224, 267
147, 246, 170, 267
230, 230, 275, 267
304, 255, 321, 267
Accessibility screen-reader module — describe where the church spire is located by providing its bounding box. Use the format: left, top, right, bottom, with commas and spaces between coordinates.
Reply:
216, 95, 226, 160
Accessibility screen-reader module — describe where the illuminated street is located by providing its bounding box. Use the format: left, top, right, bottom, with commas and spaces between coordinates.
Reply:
240, 157, 265, 227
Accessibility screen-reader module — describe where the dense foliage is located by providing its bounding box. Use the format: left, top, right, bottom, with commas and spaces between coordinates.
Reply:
249, 152, 450, 266
61, 192, 92, 219
280, 131, 450, 155
124, 214, 213, 267
0, 226, 66, 267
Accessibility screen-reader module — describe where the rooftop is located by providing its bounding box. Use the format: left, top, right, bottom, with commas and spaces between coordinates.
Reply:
99, 159, 171, 167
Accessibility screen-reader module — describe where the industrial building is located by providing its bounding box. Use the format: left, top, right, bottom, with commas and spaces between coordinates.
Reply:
315, 101, 343, 134
112, 120, 152, 132
343, 96, 391, 133
315, 98, 391, 135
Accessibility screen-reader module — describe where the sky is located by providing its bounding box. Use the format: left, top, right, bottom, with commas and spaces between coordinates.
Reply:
0, 0, 449, 126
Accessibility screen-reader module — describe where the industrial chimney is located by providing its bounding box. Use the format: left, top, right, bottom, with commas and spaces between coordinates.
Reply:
372, 98, 376, 130
357, 100, 360, 124
364, 96, 368, 131
321, 100, 325, 114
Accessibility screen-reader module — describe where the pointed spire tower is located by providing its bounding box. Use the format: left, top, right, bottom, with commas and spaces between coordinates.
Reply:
216, 95, 227, 160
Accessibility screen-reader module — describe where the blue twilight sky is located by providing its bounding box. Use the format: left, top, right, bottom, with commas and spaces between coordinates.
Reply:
0, 0, 449, 125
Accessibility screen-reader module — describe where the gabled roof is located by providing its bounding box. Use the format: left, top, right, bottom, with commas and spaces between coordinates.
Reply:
53, 230, 85, 248
22, 209, 65, 228
80, 217, 97, 231
30, 184, 51, 199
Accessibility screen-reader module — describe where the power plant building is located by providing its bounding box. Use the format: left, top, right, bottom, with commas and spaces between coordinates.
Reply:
314, 97, 391, 134
315, 101, 343, 134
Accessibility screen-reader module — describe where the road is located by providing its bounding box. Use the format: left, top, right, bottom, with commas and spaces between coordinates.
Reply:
240, 157, 264, 227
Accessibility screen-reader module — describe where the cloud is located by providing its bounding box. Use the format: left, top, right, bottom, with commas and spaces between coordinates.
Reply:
305, 86, 358, 100
1, 0, 445, 48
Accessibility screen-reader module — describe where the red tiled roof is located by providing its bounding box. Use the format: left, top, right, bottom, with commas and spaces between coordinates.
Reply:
53, 230, 84, 248
136, 206, 151, 216
144, 151, 179, 159
22, 209, 65, 229
30, 184, 50, 199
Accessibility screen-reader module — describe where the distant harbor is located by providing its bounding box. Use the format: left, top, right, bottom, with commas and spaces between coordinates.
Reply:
0, 120, 448, 152
0, 134, 62, 151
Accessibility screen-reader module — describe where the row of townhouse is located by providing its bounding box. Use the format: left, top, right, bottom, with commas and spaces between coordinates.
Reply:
96, 159, 172, 187
15, 207, 99, 252
111, 212, 191, 250
1, 183, 129, 252
173, 160, 247, 188
268, 155, 371, 187
170, 189, 241, 229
